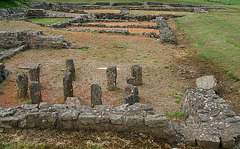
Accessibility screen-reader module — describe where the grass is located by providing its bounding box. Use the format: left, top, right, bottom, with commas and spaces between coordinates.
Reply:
175, 10, 240, 79
30, 18, 70, 25
166, 111, 184, 119
0, 0, 31, 9
34, 0, 240, 9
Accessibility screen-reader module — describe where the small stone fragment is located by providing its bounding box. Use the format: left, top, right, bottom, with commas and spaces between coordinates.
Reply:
131, 65, 142, 86
16, 73, 28, 98
91, 84, 102, 108
196, 135, 220, 149
29, 81, 42, 104
106, 66, 117, 91
65, 97, 81, 107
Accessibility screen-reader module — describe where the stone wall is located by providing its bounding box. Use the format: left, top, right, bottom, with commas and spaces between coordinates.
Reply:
175, 87, 240, 149
0, 30, 70, 49
0, 6, 28, 20
0, 103, 177, 143
26, 2, 51, 10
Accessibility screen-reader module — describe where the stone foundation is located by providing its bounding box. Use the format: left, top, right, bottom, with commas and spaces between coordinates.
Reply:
0, 103, 177, 143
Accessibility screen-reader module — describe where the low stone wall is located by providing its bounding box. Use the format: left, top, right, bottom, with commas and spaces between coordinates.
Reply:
175, 87, 240, 149
0, 103, 177, 143
70, 23, 159, 29
0, 6, 28, 20
0, 45, 28, 62
0, 30, 70, 49
156, 17, 177, 44
26, 2, 51, 10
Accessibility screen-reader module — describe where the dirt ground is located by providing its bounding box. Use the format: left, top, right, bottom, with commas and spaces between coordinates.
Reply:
68, 26, 159, 34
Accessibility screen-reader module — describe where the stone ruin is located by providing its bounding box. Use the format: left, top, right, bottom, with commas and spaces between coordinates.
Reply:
0, 2, 239, 149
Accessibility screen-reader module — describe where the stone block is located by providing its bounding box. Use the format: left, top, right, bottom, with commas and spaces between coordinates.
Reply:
91, 84, 102, 108
196, 135, 220, 149
65, 97, 81, 107
0, 117, 19, 128
221, 136, 235, 149
196, 75, 217, 90
78, 114, 96, 125
110, 115, 123, 125
145, 115, 167, 128
125, 115, 143, 126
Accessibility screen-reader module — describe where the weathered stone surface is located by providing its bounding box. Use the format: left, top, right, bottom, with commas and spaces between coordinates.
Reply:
120, 9, 130, 15
18, 63, 41, 69
106, 66, 117, 91
78, 114, 96, 125
29, 81, 42, 104
65, 97, 81, 107
145, 114, 168, 128
196, 75, 217, 90
91, 84, 102, 108
125, 115, 143, 126
110, 115, 123, 125
16, 73, 28, 98
0, 117, 19, 128
0, 63, 9, 83
66, 59, 76, 78
126, 76, 136, 86
27, 9, 46, 17
196, 135, 220, 149
124, 84, 139, 105
131, 65, 142, 86
29, 65, 40, 82
221, 136, 235, 149
63, 71, 73, 100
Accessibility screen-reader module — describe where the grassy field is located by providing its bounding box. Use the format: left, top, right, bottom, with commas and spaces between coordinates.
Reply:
175, 10, 240, 79
30, 18, 70, 25
34, 0, 240, 9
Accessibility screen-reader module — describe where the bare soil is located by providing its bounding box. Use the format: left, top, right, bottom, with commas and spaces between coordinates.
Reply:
67, 26, 159, 34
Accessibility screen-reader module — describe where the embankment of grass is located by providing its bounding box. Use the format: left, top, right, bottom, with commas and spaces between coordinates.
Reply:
33, 0, 240, 9
175, 10, 240, 79
30, 18, 70, 25
0, 0, 30, 9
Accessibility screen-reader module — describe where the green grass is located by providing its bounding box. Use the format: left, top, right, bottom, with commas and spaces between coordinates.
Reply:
30, 18, 70, 25
34, 0, 240, 9
175, 10, 240, 79
0, 0, 30, 9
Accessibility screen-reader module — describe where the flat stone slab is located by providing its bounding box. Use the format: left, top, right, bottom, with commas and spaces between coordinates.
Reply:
18, 63, 41, 69
196, 135, 220, 149
196, 75, 217, 90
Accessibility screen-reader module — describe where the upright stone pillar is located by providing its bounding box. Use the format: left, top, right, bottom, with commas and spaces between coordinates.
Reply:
63, 71, 73, 100
131, 65, 142, 86
66, 59, 76, 79
29, 81, 42, 104
91, 84, 102, 108
16, 73, 28, 98
29, 65, 40, 82
124, 84, 139, 105
106, 66, 117, 91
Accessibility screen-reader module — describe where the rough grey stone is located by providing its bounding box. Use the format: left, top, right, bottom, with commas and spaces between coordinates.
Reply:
131, 65, 142, 86
126, 76, 136, 86
110, 115, 123, 125
63, 71, 73, 100
78, 114, 96, 124
145, 114, 167, 128
221, 136, 235, 149
0, 117, 19, 128
120, 9, 130, 15
59, 110, 79, 121
196, 135, 220, 149
37, 112, 57, 128
124, 84, 139, 105
18, 63, 41, 69
91, 84, 102, 108
106, 66, 117, 91
29, 65, 40, 82
66, 59, 76, 78
27, 9, 46, 17
16, 73, 28, 98
125, 115, 143, 126
196, 75, 217, 90
39, 102, 51, 110
29, 81, 42, 104
65, 97, 81, 107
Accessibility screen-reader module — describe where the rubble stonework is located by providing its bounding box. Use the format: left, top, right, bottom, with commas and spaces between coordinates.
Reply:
0, 103, 177, 143
175, 87, 240, 149
27, 9, 46, 18
0, 30, 70, 49
0, 6, 28, 20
